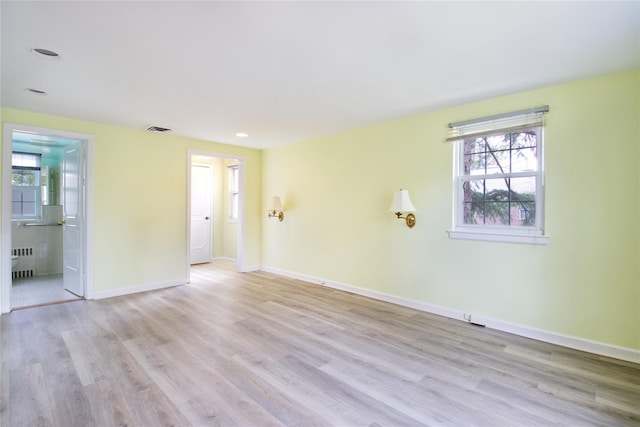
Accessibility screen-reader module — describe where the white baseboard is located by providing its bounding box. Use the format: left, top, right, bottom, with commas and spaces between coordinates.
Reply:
209, 258, 259, 273
260, 265, 640, 364
212, 257, 236, 262
240, 264, 261, 273
92, 279, 185, 300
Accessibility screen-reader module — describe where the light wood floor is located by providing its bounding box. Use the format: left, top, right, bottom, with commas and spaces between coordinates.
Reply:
1, 261, 639, 426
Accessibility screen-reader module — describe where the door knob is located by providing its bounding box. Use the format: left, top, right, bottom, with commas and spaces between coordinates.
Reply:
205, 217, 210, 220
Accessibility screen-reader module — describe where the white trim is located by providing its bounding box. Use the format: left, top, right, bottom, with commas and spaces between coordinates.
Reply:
187, 150, 246, 276
189, 161, 214, 265
92, 279, 184, 300
2, 123, 95, 313
212, 256, 236, 262
1, 126, 12, 313
240, 264, 261, 273
478, 316, 640, 364
84, 134, 95, 300
448, 229, 549, 245
260, 265, 640, 364
451, 127, 546, 242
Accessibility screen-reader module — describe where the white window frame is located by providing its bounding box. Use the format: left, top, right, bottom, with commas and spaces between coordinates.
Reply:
448, 108, 549, 245
11, 152, 42, 220
228, 164, 239, 221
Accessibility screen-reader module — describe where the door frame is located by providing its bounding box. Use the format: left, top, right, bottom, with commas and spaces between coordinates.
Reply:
1, 123, 94, 313
187, 149, 245, 276
190, 162, 213, 265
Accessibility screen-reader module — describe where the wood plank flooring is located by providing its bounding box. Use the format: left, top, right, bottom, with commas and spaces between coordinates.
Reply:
1, 261, 639, 426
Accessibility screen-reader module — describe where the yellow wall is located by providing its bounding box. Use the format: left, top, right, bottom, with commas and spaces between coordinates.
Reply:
262, 70, 640, 350
1, 108, 262, 301
2, 71, 638, 352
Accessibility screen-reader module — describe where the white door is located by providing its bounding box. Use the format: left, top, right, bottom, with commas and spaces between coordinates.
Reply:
190, 164, 212, 264
62, 143, 84, 296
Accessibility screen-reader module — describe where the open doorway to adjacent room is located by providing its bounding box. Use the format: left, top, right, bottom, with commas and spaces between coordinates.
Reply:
187, 150, 244, 280
2, 123, 94, 312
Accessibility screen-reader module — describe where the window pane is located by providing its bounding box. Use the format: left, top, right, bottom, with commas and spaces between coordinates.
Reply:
484, 202, 511, 225
486, 135, 510, 151
462, 179, 489, 225
509, 177, 535, 199
514, 201, 535, 226
510, 177, 536, 226
484, 178, 509, 201
511, 131, 537, 149
463, 138, 485, 154
465, 153, 485, 175
511, 147, 537, 172
12, 169, 40, 186
12, 187, 39, 218
231, 194, 238, 219
462, 178, 537, 226
228, 165, 239, 219
229, 167, 239, 192
455, 124, 542, 235
12, 201, 22, 216
486, 149, 510, 175
463, 202, 483, 224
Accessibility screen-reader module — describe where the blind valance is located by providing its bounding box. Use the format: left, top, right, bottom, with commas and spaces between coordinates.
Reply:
446, 105, 549, 143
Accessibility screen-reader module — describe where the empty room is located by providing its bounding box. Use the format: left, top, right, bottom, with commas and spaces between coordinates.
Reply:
1, 1, 639, 426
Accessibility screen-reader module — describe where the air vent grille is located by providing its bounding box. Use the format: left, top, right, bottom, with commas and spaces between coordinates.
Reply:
145, 125, 172, 133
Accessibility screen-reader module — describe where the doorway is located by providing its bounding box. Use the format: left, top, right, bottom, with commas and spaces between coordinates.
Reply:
187, 150, 243, 278
1, 123, 94, 312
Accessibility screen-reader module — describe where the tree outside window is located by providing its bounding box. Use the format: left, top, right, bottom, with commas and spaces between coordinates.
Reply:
462, 130, 538, 227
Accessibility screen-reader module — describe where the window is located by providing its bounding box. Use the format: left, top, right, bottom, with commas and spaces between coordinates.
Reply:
228, 165, 239, 220
12, 152, 42, 219
448, 107, 549, 245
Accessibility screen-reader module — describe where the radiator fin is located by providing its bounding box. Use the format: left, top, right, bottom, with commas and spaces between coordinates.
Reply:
12, 247, 36, 279
13, 270, 34, 279
12, 247, 33, 256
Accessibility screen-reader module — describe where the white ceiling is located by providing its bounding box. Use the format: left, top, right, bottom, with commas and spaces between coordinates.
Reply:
1, 1, 638, 149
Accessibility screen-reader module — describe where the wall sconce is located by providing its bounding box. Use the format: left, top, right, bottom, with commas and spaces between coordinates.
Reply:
267, 196, 284, 221
389, 189, 416, 228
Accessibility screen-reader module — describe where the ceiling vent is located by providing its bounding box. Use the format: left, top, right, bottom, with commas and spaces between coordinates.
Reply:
145, 125, 172, 133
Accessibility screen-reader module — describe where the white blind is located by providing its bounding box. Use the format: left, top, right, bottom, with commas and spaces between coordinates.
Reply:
446, 106, 548, 143
12, 152, 41, 168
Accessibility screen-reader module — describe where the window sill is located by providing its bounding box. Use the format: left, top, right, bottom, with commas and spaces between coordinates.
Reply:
448, 229, 549, 245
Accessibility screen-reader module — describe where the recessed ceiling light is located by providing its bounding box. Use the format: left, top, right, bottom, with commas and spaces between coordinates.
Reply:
30, 48, 60, 58
25, 88, 47, 95
235, 132, 249, 138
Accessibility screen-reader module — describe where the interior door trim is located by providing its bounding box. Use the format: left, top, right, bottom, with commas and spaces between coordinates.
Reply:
1, 123, 94, 313
187, 149, 245, 279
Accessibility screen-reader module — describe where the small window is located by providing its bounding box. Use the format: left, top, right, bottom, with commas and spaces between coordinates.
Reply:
228, 165, 239, 220
12, 152, 42, 220
447, 107, 549, 245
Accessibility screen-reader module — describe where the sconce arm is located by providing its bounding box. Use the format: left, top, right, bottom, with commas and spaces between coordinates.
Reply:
269, 210, 284, 222
394, 211, 416, 228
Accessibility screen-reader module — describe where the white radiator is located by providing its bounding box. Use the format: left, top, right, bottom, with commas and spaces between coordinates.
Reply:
12, 247, 35, 279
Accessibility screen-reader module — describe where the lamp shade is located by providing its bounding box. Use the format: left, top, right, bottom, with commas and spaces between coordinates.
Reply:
268, 196, 283, 212
389, 190, 416, 212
